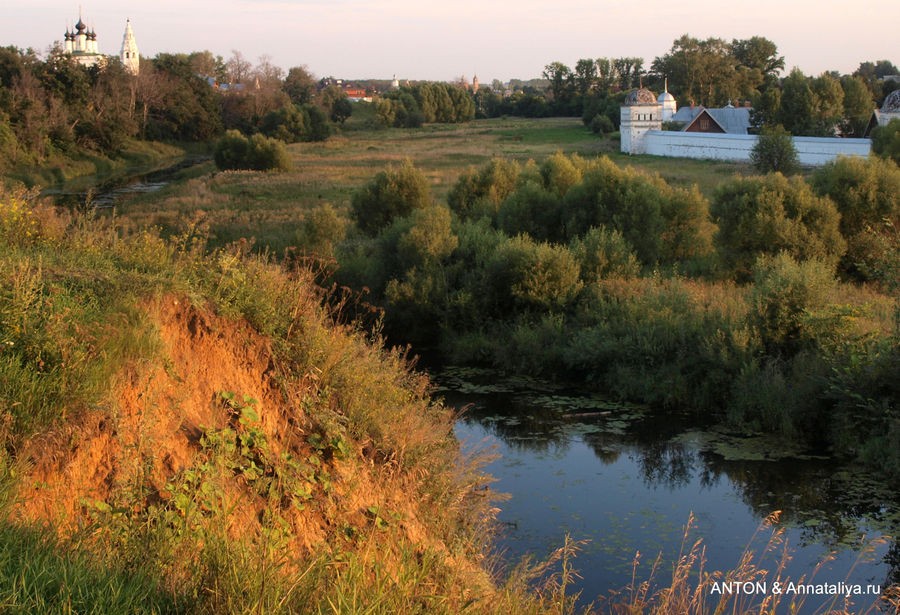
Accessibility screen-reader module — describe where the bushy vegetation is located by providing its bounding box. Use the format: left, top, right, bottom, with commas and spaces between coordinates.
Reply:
213, 130, 292, 171
710, 172, 845, 278
871, 118, 900, 166
324, 154, 899, 484
351, 158, 432, 234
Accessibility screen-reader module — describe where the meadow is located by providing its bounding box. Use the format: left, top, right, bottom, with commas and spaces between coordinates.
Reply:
114, 115, 758, 255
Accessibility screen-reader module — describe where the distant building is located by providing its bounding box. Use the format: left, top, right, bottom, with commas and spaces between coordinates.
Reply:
120, 19, 140, 75
621, 86, 871, 166
63, 11, 139, 75
63, 12, 104, 68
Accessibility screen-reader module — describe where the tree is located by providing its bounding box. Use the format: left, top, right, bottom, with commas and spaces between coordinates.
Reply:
542, 61, 575, 112
750, 124, 798, 174
225, 50, 251, 85
810, 73, 844, 136
777, 69, 816, 135
331, 97, 352, 124
651, 36, 735, 106
711, 173, 845, 278
811, 155, 900, 281
612, 57, 643, 92
574, 58, 597, 96
838, 76, 873, 137
871, 118, 900, 166
730, 37, 784, 78
283, 65, 316, 105
594, 58, 617, 93
351, 158, 431, 234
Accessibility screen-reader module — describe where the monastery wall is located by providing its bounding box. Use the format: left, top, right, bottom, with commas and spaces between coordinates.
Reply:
641, 131, 871, 166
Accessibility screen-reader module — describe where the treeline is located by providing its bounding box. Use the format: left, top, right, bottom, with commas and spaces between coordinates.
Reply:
480, 36, 897, 138
374, 82, 475, 128
0, 47, 346, 175
292, 153, 900, 479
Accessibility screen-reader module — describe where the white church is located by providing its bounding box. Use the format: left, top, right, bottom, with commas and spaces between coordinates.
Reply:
619, 84, 884, 166
63, 11, 140, 75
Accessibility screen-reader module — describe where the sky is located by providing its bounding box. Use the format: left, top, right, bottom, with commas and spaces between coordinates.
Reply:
5, 0, 899, 84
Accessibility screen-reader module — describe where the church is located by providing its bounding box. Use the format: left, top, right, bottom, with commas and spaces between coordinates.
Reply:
63, 11, 140, 75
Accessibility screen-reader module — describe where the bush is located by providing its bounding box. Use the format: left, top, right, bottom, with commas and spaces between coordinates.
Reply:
351, 159, 431, 235
870, 118, 900, 165
711, 173, 845, 278
562, 156, 714, 265
748, 253, 836, 354
570, 226, 641, 283
295, 204, 349, 259
590, 114, 614, 134
259, 105, 309, 143
213, 130, 292, 172
750, 125, 798, 174
213, 130, 249, 170
483, 235, 582, 314
497, 182, 564, 243
447, 159, 520, 220
810, 155, 900, 281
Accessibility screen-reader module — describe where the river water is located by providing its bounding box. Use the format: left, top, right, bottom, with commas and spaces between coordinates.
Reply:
435, 367, 899, 613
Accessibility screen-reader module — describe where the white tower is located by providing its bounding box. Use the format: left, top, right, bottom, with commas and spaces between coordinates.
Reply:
620, 87, 662, 155
658, 77, 677, 121
120, 19, 139, 75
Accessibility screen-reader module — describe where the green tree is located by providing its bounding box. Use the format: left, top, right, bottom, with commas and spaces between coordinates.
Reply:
542, 61, 575, 112
351, 159, 431, 234
651, 35, 736, 105
711, 173, 846, 278
750, 124, 798, 174
730, 37, 784, 78
811, 155, 900, 281
871, 118, 900, 165
810, 73, 844, 136
778, 69, 816, 135
331, 97, 352, 124
839, 76, 874, 137
283, 65, 316, 105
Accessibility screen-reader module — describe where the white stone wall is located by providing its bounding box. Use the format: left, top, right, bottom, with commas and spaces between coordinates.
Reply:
641, 131, 871, 166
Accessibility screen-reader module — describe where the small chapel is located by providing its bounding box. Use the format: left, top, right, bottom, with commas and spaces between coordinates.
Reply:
63, 11, 140, 75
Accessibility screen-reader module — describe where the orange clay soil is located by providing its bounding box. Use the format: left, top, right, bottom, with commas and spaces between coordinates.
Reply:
12, 295, 485, 583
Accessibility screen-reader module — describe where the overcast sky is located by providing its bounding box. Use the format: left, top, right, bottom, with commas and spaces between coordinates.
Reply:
6, 0, 899, 83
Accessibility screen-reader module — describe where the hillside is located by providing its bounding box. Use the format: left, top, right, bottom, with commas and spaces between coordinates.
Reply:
0, 184, 577, 614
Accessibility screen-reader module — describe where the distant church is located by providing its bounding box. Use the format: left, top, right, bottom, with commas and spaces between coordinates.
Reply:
63, 11, 140, 75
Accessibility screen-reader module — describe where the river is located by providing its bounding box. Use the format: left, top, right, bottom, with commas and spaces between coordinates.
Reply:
435, 366, 899, 613
40, 155, 207, 209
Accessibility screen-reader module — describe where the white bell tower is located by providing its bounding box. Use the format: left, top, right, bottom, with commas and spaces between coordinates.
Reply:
121, 19, 140, 75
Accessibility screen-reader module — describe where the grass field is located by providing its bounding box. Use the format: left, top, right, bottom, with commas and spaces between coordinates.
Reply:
114, 117, 762, 255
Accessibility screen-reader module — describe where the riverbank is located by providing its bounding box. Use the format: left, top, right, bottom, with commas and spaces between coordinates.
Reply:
3, 139, 200, 190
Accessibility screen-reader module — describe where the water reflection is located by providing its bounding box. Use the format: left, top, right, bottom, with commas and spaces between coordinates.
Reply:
436, 368, 900, 604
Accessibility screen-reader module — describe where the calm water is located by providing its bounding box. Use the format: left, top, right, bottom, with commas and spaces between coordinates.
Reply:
436, 367, 899, 613
41, 156, 204, 209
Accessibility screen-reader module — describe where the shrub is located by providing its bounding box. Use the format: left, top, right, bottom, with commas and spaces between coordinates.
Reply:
711, 173, 845, 278
295, 204, 349, 259
750, 125, 798, 174
213, 130, 292, 172
259, 104, 309, 143
569, 226, 641, 283
447, 159, 520, 220
213, 130, 249, 170
870, 118, 900, 165
563, 156, 714, 265
539, 152, 582, 197
810, 155, 900, 281
351, 159, 431, 235
483, 235, 582, 314
497, 182, 564, 243
590, 114, 614, 134
748, 253, 836, 354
